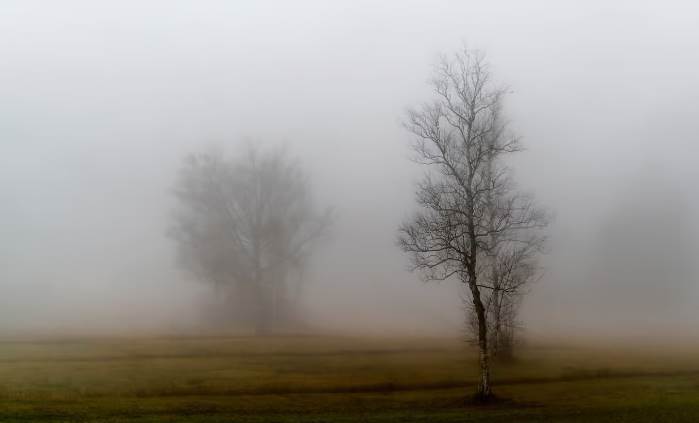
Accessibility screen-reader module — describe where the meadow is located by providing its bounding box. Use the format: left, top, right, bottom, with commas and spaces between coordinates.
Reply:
0, 334, 697, 422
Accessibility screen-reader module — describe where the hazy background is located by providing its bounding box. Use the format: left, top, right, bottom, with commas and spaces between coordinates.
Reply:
1, 0, 698, 339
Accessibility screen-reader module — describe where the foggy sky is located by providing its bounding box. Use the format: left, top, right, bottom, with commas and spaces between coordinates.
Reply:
1, 0, 698, 338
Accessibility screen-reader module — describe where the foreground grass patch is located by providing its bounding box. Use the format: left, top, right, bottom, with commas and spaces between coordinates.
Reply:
0, 335, 697, 421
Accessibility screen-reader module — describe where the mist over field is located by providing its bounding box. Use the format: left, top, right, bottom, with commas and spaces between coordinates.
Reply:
1, 0, 698, 341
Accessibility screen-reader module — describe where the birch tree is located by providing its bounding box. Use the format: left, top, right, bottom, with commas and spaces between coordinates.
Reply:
398, 47, 548, 400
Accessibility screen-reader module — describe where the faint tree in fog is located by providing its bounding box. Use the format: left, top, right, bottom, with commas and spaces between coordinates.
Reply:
398, 47, 548, 400
170, 146, 331, 334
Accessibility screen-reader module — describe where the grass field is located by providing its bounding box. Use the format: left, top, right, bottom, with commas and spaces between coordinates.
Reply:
0, 335, 697, 422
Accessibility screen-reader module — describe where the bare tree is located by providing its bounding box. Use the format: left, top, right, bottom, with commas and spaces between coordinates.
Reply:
398, 47, 547, 400
170, 145, 331, 334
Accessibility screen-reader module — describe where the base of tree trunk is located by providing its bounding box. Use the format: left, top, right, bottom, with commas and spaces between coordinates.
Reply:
469, 390, 498, 405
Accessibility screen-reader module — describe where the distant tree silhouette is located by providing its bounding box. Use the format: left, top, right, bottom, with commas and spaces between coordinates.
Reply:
170, 146, 331, 334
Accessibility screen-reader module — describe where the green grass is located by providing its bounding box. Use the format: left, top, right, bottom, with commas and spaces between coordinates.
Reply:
0, 335, 697, 421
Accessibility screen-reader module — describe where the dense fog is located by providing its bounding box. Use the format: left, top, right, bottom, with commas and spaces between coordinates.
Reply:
1, 0, 698, 339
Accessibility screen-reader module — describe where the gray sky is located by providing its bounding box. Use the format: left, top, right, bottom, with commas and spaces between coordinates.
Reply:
1, 1, 698, 338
